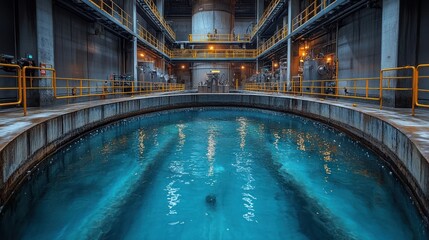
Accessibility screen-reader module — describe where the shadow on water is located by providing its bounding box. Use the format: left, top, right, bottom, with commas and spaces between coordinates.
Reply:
98, 137, 178, 239
247, 124, 354, 240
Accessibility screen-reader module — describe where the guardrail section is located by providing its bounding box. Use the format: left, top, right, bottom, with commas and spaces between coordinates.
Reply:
415, 64, 429, 111
137, 24, 172, 57
188, 34, 251, 43
245, 76, 379, 101
170, 49, 257, 59
379, 66, 415, 113
88, 0, 133, 30
137, 0, 176, 41
251, 0, 282, 38
256, 25, 288, 56
0, 64, 22, 107
292, 0, 336, 31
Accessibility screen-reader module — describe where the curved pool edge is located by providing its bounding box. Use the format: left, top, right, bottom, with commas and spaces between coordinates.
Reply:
1, 93, 428, 221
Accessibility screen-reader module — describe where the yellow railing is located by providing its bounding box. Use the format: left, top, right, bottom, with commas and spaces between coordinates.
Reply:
256, 25, 288, 56
292, 0, 336, 31
188, 33, 251, 43
416, 64, 429, 111
137, 23, 171, 57
380, 66, 415, 113
88, 0, 133, 30
170, 49, 257, 59
54, 77, 184, 99
140, 0, 176, 40
0, 65, 184, 116
22, 66, 56, 116
0, 64, 22, 107
245, 76, 380, 101
251, 0, 282, 38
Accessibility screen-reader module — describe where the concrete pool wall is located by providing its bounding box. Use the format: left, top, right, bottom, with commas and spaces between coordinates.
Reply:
0, 93, 428, 220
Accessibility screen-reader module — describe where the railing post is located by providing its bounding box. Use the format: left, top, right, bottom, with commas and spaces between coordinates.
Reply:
22, 67, 28, 116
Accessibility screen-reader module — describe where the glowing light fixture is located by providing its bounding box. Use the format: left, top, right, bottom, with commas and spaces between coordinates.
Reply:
181, 65, 185, 69
140, 53, 145, 57
209, 46, 214, 50
241, 65, 245, 70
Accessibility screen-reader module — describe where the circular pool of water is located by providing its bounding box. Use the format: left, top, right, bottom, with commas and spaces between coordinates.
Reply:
0, 108, 427, 239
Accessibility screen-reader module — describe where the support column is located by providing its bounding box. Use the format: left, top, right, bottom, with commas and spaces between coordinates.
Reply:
380, 0, 400, 107
156, 0, 164, 16
36, 0, 54, 106
256, 0, 264, 23
132, 0, 137, 84
287, 0, 299, 90
280, 15, 287, 90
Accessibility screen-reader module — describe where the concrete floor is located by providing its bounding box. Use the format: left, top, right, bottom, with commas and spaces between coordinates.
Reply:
0, 92, 428, 162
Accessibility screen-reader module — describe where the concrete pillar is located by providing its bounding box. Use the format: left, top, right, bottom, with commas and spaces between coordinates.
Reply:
256, 0, 264, 23
279, 15, 288, 89
156, 0, 164, 16
287, 0, 299, 90
380, 0, 400, 107
36, 0, 54, 106
132, 0, 137, 83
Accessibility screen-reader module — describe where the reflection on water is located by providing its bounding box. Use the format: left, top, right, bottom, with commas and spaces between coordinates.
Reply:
0, 108, 427, 240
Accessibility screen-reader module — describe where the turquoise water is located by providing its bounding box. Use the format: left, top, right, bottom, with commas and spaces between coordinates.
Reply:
0, 108, 427, 239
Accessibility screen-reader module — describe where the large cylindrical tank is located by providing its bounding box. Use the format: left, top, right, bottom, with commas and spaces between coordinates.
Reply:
192, 63, 231, 86
192, 0, 234, 35
191, 0, 234, 89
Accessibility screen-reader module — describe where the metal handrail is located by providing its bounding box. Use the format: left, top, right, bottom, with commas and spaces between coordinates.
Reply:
245, 76, 380, 101
140, 0, 176, 40
22, 66, 56, 116
188, 33, 251, 43
380, 66, 415, 114
137, 23, 172, 57
256, 25, 288, 56
251, 0, 282, 38
88, 0, 133, 30
292, 0, 336, 31
416, 64, 429, 112
55, 77, 184, 99
170, 49, 257, 59
0, 64, 22, 107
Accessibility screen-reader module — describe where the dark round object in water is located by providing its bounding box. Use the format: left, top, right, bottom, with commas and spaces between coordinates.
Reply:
205, 194, 216, 207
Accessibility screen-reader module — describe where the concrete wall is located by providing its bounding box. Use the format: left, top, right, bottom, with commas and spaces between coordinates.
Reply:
53, 5, 123, 79
0, 93, 428, 221
337, 7, 382, 97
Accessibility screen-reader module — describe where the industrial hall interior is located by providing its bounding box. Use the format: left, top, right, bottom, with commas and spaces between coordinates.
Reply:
1, 0, 429, 239
1, 0, 428, 103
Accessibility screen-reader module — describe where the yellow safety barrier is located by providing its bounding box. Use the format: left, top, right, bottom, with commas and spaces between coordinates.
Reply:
245, 76, 379, 101
140, 0, 176, 40
292, 0, 336, 31
171, 49, 257, 59
55, 77, 132, 99
0, 64, 22, 108
251, 0, 282, 38
256, 25, 288, 56
245, 82, 280, 93
188, 33, 251, 43
380, 66, 415, 114
137, 23, 171, 57
22, 66, 56, 116
415, 64, 429, 112
88, 0, 133, 30
55, 77, 185, 99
